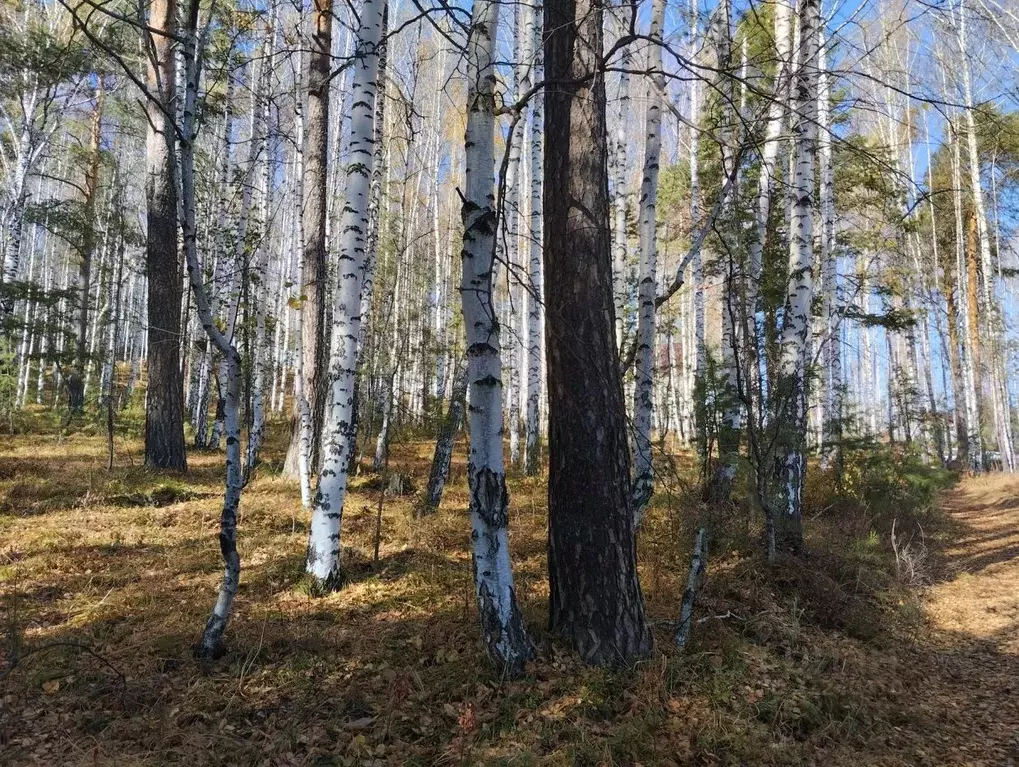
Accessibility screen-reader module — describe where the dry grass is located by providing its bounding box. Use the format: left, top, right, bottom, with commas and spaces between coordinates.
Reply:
0, 414, 1016, 765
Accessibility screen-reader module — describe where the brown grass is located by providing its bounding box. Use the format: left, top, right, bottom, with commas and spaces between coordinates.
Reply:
0, 415, 1017, 765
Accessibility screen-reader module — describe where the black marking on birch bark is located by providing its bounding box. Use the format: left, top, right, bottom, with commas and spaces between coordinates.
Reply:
469, 465, 509, 530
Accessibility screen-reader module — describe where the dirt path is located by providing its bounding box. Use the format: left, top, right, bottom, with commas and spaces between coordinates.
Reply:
904, 475, 1019, 766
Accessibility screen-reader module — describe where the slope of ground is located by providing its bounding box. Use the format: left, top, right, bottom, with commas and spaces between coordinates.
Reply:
0, 418, 1017, 765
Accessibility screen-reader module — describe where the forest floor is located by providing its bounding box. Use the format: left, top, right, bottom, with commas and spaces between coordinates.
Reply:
1, 412, 1018, 765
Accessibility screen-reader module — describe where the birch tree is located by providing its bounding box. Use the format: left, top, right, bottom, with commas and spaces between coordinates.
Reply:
459, 0, 533, 674
304, 0, 385, 591
774, 0, 819, 554
631, 0, 665, 524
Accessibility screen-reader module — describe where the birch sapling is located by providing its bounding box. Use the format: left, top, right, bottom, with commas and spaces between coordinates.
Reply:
174, 0, 244, 659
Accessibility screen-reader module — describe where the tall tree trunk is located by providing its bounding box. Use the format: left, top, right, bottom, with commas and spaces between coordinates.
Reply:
67, 86, 103, 413
631, 0, 665, 523
301, 0, 332, 473
304, 0, 385, 590
245, 10, 278, 477
609, 8, 632, 352
952, 123, 983, 472
708, 0, 741, 503
524, 3, 544, 477
817, 31, 841, 469
171, 0, 244, 658
144, 0, 187, 471
459, 0, 534, 674
0, 109, 35, 316
774, 0, 819, 555
544, 0, 652, 665
749, 0, 792, 418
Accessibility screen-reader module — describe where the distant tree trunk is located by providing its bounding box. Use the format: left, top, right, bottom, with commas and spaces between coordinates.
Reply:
459, 0, 534, 675
285, 0, 332, 478
609, 8, 632, 352
144, 0, 187, 471
688, 0, 705, 418
774, 0, 819, 555
955, 0, 1014, 471
423, 362, 467, 513
523, 3, 544, 477
68, 86, 103, 413
196, 72, 236, 449
817, 31, 841, 470
631, 0, 665, 524
503, 2, 526, 469
544, 0, 652, 665
245, 11, 278, 478
0, 104, 35, 317
748, 0, 792, 416
707, 0, 741, 504
951, 123, 982, 473
106, 203, 126, 470
372, 367, 395, 472
304, 0, 385, 591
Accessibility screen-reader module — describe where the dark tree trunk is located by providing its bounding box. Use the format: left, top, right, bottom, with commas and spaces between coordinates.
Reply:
302, 0, 331, 470
68, 86, 104, 414
542, 0, 652, 666
423, 362, 467, 513
143, 0, 187, 471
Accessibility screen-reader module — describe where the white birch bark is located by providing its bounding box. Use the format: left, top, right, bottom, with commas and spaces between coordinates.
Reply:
524, 3, 544, 477
749, 0, 792, 416
292, 54, 313, 510
775, 0, 819, 552
817, 31, 840, 467
951, 122, 983, 473
459, 0, 533, 673
305, 0, 385, 589
631, 0, 665, 524
955, 1, 1015, 470
174, 2, 244, 659
688, 0, 705, 393
710, 0, 742, 500
503, 2, 528, 468
245, 13, 278, 477
610, 7, 632, 351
